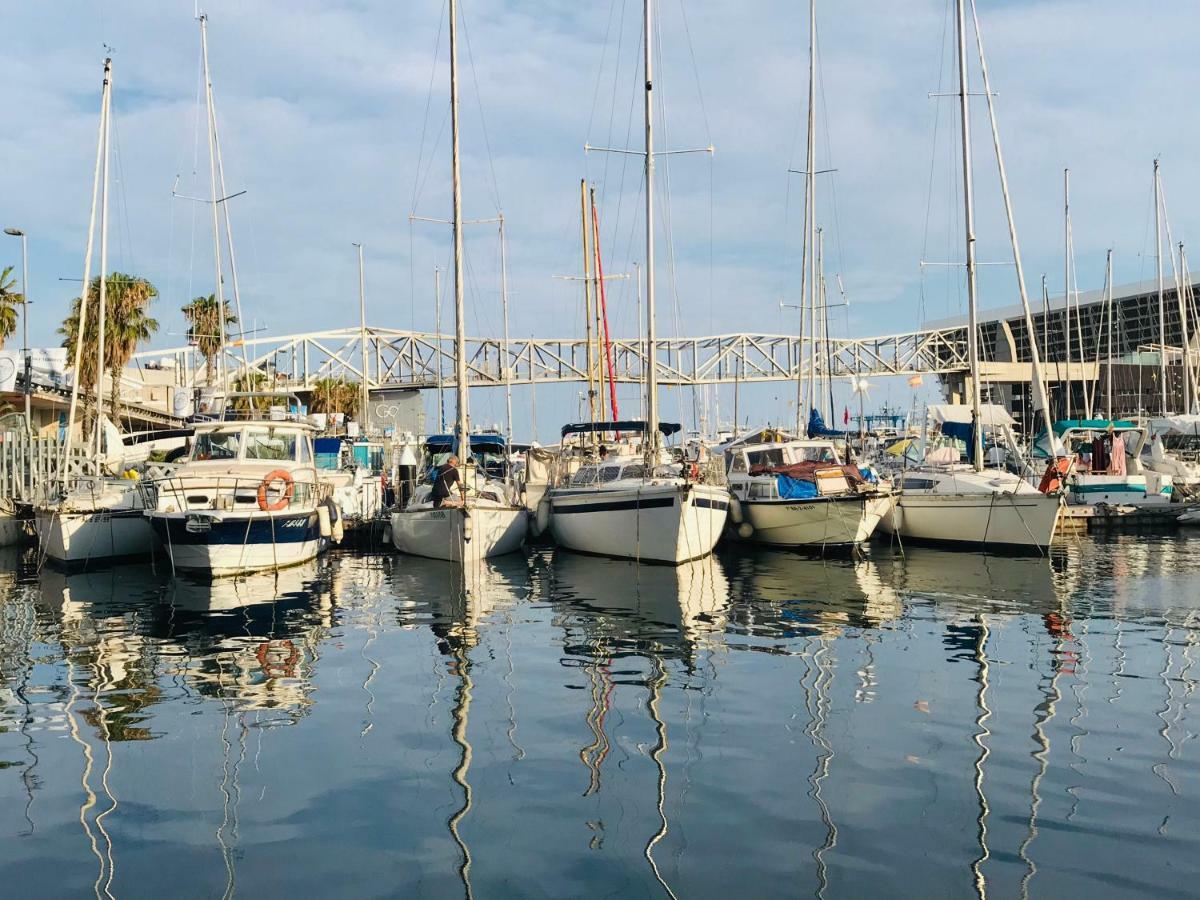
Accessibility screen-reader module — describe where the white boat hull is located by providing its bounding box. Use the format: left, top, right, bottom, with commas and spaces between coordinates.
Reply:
732, 492, 891, 548
881, 491, 1061, 551
391, 503, 527, 563
35, 508, 158, 564
549, 482, 728, 564
147, 509, 325, 576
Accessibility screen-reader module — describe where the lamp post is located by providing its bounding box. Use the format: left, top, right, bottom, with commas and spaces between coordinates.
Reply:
3, 227, 31, 434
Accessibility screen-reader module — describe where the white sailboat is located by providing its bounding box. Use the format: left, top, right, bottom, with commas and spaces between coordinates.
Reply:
547, 0, 729, 564
390, 0, 526, 566
884, 0, 1062, 553
35, 59, 159, 565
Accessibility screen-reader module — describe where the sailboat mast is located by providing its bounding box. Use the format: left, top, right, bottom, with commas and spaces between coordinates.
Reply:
435, 266, 445, 431
794, 0, 817, 435
200, 15, 229, 393
1063, 169, 1072, 420
94, 61, 112, 463
580, 179, 597, 436
355, 242, 369, 427
1178, 241, 1191, 415
1105, 249, 1114, 420
64, 58, 110, 471
499, 217, 513, 445
449, 0, 469, 457
954, 0, 983, 471
1155, 158, 1167, 415
643, 0, 660, 452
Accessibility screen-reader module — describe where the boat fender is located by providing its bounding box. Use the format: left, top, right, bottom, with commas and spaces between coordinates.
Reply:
729, 496, 744, 525
317, 504, 333, 538
737, 522, 754, 539
330, 502, 345, 544
462, 508, 474, 543
535, 496, 551, 535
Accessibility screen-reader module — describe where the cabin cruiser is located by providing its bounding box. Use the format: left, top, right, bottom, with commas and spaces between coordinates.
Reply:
390, 432, 527, 564
720, 428, 893, 551
35, 418, 161, 565
547, 421, 728, 565
1032, 419, 1173, 506
141, 395, 338, 576
879, 404, 1062, 552
1142, 415, 1200, 501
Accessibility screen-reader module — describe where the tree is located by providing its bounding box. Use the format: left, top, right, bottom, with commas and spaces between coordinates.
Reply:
308, 377, 360, 421
181, 294, 237, 385
60, 272, 159, 427
0, 266, 24, 351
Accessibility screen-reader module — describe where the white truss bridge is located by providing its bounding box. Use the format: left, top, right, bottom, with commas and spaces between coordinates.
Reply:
133, 325, 970, 392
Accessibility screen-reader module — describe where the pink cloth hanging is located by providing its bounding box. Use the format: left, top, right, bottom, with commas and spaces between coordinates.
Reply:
1108, 434, 1127, 475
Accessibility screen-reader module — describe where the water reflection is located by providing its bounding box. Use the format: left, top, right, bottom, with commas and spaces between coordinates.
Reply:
0, 538, 1199, 896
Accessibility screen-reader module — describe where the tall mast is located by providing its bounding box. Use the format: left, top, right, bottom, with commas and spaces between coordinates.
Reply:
643, 0, 659, 452
200, 15, 229, 392
580, 179, 597, 435
449, 0, 469, 457
590, 186, 608, 423
435, 266, 445, 431
1178, 240, 1192, 415
94, 60, 112, 462
355, 242, 369, 427
64, 58, 110, 472
200, 14, 249, 375
1155, 158, 1167, 415
797, 0, 817, 434
1105, 249, 1114, 420
1063, 169, 1072, 420
955, 0, 983, 471
499, 217, 513, 445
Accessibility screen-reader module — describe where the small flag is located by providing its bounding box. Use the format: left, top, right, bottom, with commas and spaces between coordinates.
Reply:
907, 374, 923, 388
843, 406, 850, 426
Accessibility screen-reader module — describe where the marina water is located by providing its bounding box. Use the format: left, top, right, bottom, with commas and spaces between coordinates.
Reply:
1, 538, 1198, 897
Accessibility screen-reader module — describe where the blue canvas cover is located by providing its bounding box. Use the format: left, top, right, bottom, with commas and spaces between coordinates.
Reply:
776, 476, 819, 500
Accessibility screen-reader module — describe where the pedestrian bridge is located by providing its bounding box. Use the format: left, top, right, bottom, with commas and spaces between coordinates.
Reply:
133, 325, 971, 392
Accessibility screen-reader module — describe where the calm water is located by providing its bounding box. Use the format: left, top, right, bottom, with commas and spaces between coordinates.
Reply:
1, 536, 1199, 898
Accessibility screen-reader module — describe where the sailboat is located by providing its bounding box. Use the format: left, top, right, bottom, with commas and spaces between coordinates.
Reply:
35, 59, 160, 564
390, 0, 527, 566
546, 0, 729, 565
880, 0, 1062, 553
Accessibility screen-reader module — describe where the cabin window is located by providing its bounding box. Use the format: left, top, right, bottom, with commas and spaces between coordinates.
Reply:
729, 454, 748, 474
244, 428, 298, 462
793, 445, 838, 464
297, 437, 313, 465
620, 464, 646, 480
571, 466, 598, 486
192, 430, 241, 461
901, 478, 937, 491
598, 466, 622, 483
747, 448, 786, 468
749, 481, 778, 500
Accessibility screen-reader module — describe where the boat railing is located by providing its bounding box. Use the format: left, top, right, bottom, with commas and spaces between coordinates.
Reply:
138, 472, 330, 514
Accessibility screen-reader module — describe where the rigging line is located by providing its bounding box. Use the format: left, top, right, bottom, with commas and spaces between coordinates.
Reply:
409, 0, 448, 215
598, 0, 629, 216
585, 0, 621, 156
458, 0, 503, 213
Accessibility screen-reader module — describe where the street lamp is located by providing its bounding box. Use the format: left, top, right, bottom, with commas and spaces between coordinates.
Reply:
3, 227, 31, 434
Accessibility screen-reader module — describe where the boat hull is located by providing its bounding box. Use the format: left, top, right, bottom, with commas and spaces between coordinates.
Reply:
391, 504, 527, 563
35, 508, 157, 564
147, 510, 325, 576
731, 492, 890, 549
549, 482, 728, 564
881, 491, 1061, 552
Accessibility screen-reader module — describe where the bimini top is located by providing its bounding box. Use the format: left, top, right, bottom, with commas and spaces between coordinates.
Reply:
927, 403, 1016, 428
1050, 418, 1139, 435
1146, 414, 1200, 436
425, 433, 509, 453
560, 420, 681, 438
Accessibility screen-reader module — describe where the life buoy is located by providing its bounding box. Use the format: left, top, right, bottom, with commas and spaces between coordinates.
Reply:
688, 462, 701, 480
256, 640, 300, 678
257, 469, 295, 511
1038, 457, 1071, 495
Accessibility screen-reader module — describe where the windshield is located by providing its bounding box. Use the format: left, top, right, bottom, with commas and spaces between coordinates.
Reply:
244, 428, 299, 461
191, 430, 241, 461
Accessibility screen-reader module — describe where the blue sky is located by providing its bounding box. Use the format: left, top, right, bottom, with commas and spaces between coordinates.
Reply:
1, 1, 1195, 439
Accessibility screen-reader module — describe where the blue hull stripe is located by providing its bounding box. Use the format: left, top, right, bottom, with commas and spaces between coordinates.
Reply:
149, 513, 320, 546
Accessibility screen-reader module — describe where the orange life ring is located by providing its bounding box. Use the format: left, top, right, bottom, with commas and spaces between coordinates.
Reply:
256, 640, 300, 678
257, 469, 295, 511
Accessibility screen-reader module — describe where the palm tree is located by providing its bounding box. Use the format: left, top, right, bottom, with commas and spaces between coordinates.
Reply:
181, 293, 237, 385
60, 272, 159, 427
0, 266, 25, 351
309, 376, 360, 420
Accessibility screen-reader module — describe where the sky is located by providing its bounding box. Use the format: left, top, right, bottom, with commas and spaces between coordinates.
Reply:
1, 0, 1197, 441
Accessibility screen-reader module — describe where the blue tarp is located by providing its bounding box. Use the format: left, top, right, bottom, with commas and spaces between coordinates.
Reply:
941, 421, 977, 464
806, 408, 849, 439
776, 476, 819, 500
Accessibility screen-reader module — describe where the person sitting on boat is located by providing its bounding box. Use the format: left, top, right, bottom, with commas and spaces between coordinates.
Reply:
433, 455, 464, 508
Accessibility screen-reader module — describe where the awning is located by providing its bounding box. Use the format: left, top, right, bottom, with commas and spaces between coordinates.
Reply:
927, 404, 1016, 428
560, 420, 681, 438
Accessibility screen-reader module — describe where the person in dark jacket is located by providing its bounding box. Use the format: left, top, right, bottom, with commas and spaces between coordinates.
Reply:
433, 455, 464, 508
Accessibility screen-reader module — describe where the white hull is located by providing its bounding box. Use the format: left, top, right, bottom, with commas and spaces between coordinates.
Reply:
549, 481, 728, 564
881, 491, 1061, 551
35, 508, 157, 564
733, 492, 892, 548
147, 509, 326, 577
391, 503, 527, 563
